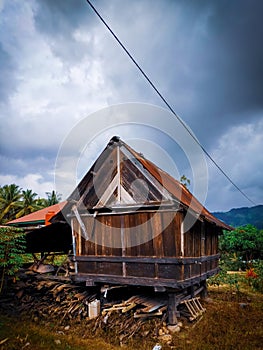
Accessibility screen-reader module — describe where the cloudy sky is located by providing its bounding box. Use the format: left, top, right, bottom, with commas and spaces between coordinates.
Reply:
0, 0, 262, 212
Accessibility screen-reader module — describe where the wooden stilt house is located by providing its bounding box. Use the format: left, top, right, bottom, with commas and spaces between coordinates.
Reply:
53, 136, 230, 324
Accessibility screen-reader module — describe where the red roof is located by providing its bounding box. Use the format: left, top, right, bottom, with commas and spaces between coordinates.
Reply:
7, 201, 67, 226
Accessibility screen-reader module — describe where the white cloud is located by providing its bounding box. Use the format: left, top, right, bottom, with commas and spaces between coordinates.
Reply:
0, 173, 55, 198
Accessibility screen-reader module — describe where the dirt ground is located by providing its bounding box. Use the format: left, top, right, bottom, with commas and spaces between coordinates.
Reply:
0, 279, 263, 350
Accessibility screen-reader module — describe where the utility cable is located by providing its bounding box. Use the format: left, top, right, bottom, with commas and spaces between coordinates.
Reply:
86, 0, 257, 206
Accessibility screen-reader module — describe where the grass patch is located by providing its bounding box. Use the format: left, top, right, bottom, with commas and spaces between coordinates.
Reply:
174, 294, 263, 350
0, 316, 122, 350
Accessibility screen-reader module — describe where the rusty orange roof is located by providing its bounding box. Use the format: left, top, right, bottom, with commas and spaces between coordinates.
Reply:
125, 143, 231, 229
62, 137, 231, 230
7, 201, 67, 226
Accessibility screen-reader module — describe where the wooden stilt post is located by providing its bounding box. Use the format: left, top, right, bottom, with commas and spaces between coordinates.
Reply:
168, 292, 178, 325
200, 280, 208, 299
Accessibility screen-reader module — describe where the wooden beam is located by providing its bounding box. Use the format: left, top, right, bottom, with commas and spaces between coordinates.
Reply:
95, 174, 118, 207
117, 145, 121, 203
72, 205, 89, 240
180, 220, 184, 256
71, 268, 220, 288
75, 254, 220, 265
71, 218, 78, 274
201, 221, 205, 256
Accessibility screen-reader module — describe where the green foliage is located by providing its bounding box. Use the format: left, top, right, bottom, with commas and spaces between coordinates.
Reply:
219, 252, 246, 271
0, 226, 26, 293
207, 266, 241, 293
217, 224, 263, 293
219, 224, 263, 264
207, 268, 227, 288
180, 174, 190, 188
15, 189, 42, 219
0, 184, 63, 224
0, 184, 22, 223
43, 190, 62, 206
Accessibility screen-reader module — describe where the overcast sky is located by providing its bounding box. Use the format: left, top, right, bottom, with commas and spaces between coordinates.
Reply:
0, 0, 262, 212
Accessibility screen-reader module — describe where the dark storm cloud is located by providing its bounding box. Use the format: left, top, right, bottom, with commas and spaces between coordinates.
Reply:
200, 0, 263, 110
33, 0, 97, 63
165, 0, 263, 146
0, 0, 262, 207
0, 153, 54, 178
34, 0, 91, 35
31, 0, 263, 121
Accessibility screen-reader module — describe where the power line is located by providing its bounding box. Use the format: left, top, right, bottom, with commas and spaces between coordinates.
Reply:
86, 0, 257, 206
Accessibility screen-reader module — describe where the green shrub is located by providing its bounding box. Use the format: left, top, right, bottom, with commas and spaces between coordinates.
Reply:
208, 269, 241, 293
0, 226, 26, 293
219, 252, 246, 271
219, 225, 263, 265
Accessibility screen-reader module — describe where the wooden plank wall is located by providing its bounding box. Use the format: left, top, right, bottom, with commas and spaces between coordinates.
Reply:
73, 210, 182, 258
72, 211, 220, 283
184, 221, 201, 257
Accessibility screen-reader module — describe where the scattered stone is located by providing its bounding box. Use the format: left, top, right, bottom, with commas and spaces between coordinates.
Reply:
158, 328, 164, 336
167, 324, 181, 333
54, 339, 61, 345
158, 334, 172, 342
204, 297, 213, 304
64, 325, 70, 330
162, 326, 169, 334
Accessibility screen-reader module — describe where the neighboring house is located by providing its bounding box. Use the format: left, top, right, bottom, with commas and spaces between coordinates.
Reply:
51, 136, 231, 324
7, 202, 72, 253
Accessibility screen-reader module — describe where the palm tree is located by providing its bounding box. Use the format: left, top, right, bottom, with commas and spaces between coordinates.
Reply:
0, 184, 22, 223
29, 191, 63, 209
15, 189, 41, 219
42, 190, 62, 207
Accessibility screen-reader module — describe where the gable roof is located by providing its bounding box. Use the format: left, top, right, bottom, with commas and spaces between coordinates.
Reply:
7, 201, 67, 227
59, 137, 230, 230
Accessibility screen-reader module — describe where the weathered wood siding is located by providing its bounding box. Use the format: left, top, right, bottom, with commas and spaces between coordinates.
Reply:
73, 210, 181, 258
72, 210, 221, 287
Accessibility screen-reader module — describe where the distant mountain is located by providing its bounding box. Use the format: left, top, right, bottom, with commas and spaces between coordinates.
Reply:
213, 205, 263, 229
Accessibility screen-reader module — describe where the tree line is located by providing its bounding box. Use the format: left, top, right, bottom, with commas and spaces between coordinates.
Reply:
212, 224, 263, 292
0, 184, 62, 224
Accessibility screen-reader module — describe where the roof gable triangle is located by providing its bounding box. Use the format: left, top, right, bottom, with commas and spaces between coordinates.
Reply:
72, 139, 173, 210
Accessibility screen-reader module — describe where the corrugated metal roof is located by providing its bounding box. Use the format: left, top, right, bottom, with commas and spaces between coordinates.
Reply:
124, 141, 231, 229
7, 201, 67, 226
63, 137, 231, 230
